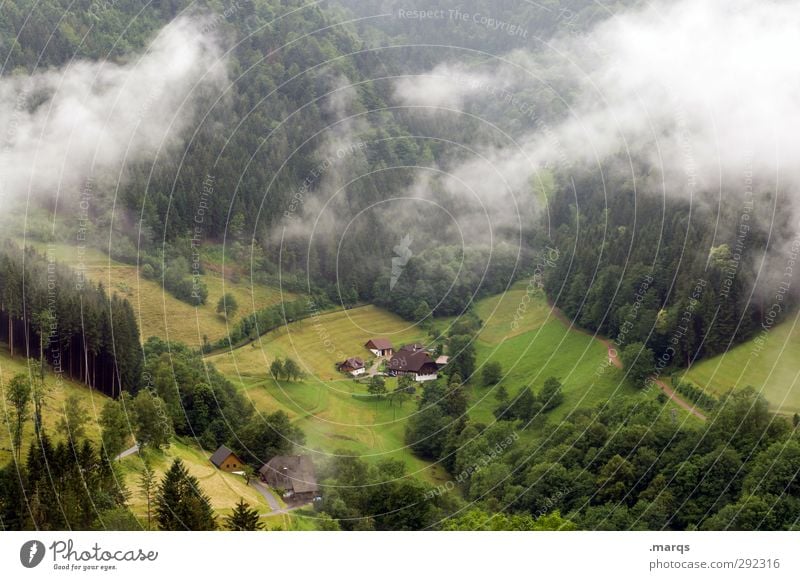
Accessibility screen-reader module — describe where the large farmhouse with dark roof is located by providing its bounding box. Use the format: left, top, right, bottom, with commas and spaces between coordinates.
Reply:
388, 346, 438, 381
365, 338, 393, 357
209, 445, 245, 472
259, 455, 320, 503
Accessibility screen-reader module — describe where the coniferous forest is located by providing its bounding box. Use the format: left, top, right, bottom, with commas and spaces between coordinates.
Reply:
1, 0, 800, 540
0, 242, 142, 397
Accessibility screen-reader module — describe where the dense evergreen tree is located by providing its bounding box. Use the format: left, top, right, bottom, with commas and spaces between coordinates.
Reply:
446, 335, 477, 381
0, 244, 142, 398
139, 461, 157, 531
3, 436, 130, 530
155, 459, 216, 531
231, 411, 305, 468
620, 343, 655, 389
5, 373, 30, 460
539, 377, 564, 411
100, 398, 130, 459
441, 509, 577, 531
482, 361, 502, 386
317, 455, 447, 531
142, 337, 252, 447
225, 498, 264, 531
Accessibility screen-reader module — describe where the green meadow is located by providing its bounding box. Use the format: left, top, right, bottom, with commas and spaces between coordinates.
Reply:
15, 241, 291, 348
683, 316, 800, 414
470, 284, 639, 424
208, 282, 704, 486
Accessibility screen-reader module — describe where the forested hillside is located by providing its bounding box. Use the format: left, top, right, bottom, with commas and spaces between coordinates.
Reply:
3, 0, 800, 535
0, 243, 141, 397
543, 163, 798, 366
1, 0, 608, 315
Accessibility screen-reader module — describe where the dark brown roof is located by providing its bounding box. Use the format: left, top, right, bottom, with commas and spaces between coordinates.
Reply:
365, 338, 393, 350
339, 357, 364, 370
259, 456, 318, 494
388, 350, 437, 373
209, 445, 239, 468
399, 343, 426, 353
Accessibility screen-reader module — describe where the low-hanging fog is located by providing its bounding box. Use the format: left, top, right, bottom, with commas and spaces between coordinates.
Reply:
0, 16, 227, 212
394, 0, 800, 223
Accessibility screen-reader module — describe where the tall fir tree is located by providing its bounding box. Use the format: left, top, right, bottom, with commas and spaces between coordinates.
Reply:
224, 498, 263, 531
155, 459, 216, 531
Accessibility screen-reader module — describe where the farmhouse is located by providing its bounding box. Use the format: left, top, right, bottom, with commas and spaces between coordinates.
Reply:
388, 348, 438, 382
209, 445, 245, 472
365, 338, 393, 357
338, 357, 366, 376
259, 455, 319, 503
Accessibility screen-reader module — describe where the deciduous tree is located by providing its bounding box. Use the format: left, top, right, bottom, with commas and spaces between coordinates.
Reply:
216, 293, 239, 318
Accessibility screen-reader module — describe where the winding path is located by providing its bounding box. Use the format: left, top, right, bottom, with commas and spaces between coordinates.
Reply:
250, 480, 281, 510
547, 303, 707, 421
250, 480, 311, 516
114, 443, 140, 461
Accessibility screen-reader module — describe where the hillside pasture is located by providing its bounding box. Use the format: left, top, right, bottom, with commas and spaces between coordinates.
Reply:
119, 440, 270, 522
19, 241, 290, 347
683, 316, 800, 414
209, 304, 430, 380
0, 349, 108, 464
219, 373, 451, 485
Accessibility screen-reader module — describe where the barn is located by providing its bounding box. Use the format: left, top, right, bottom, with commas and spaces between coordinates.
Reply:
365, 338, 393, 357
209, 445, 245, 472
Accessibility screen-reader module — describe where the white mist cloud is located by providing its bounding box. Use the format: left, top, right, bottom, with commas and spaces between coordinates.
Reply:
393, 62, 511, 111
396, 0, 800, 210
0, 15, 227, 208
570, 0, 800, 194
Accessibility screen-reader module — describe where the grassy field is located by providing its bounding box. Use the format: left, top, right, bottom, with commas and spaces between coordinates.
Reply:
473, 284, 553, 343
233, 374, 450, 484
468, 284, 640, 423
683, 316, 800, 414
210, 305, 431, 381
118, 440, 271, 523
18, 241, 291, 348
0, 348, 108, 464
207, 305, 451, 484
208, 283, 702, 488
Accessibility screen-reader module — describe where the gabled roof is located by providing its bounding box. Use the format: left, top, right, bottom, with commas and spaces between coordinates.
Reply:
259, 455, 318, 494
388, 349, 436, 373
399, 343, 426, 353
209, 445, 238, 467
365, 338, 393, 350
339, 357, 364, 370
